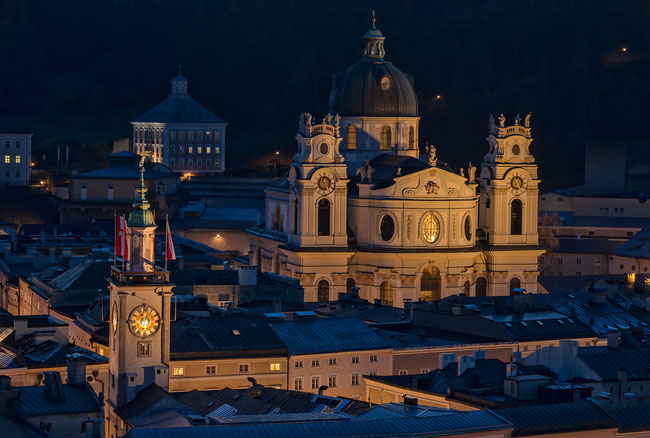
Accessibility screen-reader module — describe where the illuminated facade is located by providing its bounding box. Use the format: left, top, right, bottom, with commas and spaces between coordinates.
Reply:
248, 21, 544, 304
132, 68, 228, 174
0, 119, 32, 185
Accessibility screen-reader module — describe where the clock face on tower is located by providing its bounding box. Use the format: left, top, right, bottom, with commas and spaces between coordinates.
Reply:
317, 176, 331, 191
112, 303, 118, 335
508, 173, 528, 195
128, 304, 160, 338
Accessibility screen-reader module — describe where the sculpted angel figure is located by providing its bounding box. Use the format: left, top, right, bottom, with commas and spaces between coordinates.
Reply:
514, 114, 521, 126
426, 143, 437, 167
525, 112, 532, 128
305, 113, 312, 126
468, 162, 476, 181
498, 113, 505, 127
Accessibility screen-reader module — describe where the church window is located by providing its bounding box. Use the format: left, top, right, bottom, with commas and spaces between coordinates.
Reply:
511, 199, 523, 235
380, 75, 391, 91
380, 214, 395, 241
172, 367, 184, 376
317, 198, 330, 236
206, 158, 211, 167
346, 125, 357, 150
464, 215, 472, 240
319, 142, 329, 155
463, 281, 470, 295
346, 278, 356, 294
421, 212, 440, 243
380, 281, 394, 306
137, 342, 151, 357
476, 277, 487, 297
420, 265, 441, 301
409, 126, 415, 149
317, 280, 330, 302
197, 146, 202, 154
380, 126, 392, 150
206, 146, 211, 154
509, 277, 521, 295
272, 204, 282, 231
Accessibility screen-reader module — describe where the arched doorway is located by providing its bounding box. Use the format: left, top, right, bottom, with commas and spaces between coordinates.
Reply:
476, 277, 487, 297
380, 281, 393, 306
318, 199, 330, 236
509, 277, 521, 295
511, 199, 523, 235
420, 266, 441, 301
317, 280, 330, 302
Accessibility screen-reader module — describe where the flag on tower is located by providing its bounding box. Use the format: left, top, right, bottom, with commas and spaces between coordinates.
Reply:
114, 216, 129, 260
166, 217, 176, 261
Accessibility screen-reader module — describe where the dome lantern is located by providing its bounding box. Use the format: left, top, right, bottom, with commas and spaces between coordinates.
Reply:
362, 11, 386, 61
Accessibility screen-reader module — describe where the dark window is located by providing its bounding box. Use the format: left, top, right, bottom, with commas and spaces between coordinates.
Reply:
380, 214, 395, 241
318, 280, 329, 302
380, 281, 393, 306
318, 198, 330, 236
464, 216, 472, 240
346, 278, 356, 294
511, 199, 523, 235
408, 126, 415, 149
509, 278, 521, 295
476, 277, 487, 296
420, 265, 441, 301
463, 281, 470, 295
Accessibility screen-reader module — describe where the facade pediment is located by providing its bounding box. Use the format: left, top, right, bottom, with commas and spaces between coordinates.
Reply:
369, 167, 476, 200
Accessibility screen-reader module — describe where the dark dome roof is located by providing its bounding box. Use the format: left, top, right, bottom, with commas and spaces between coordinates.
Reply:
328, 23, 418, 118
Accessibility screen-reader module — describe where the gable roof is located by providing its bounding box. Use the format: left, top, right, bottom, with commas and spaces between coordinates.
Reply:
135, 94, 227, 124
16, 382, 102, 416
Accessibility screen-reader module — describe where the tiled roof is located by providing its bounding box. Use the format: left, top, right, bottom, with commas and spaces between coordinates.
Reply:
170, 316, 287, 358
14, 338, 107, 368
595, 400, 650, 433
371, 322, 499, 349
577, 346, 650, 381
307, 301, 410, 324
495, 401, 616, 437
17, 382, 102, 416
270, 317, 390, 355
135, 94, 227, 124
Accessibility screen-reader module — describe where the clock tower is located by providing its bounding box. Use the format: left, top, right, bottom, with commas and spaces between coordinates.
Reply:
107, 163, 174, 437
479, 113, 540, 246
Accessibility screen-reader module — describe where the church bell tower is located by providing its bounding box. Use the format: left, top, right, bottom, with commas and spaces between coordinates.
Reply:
479, 113, 540, 246
107, 161, 174, 437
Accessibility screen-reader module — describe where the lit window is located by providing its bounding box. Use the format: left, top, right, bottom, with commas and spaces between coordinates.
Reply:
270, 362, 281, 371
328, 375, 337, 388
206, 366, 216, 375
294, 378, 303, 390
188, 146, 193, 154
138, 342, 150, 357
197, 146, 202, 154
239, 364, 249, 373
15, 155, 20, 164
206, 146, 211, 154
311, 377, 320, 389
422, 212, 440, 243
215, 147, 220, 154
329, 358, 337, 366
4, 155, 9, 164
351, 356, 359, 364
173, 367, 184, 376
351, 374, 360, 385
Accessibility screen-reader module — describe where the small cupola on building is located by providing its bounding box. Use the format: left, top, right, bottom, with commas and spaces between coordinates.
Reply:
171, 65, 189, 95
362, 11, 386, 60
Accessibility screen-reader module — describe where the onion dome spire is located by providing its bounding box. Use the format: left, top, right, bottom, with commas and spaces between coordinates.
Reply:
127, 158, 156, 227
362, 10, 386, 61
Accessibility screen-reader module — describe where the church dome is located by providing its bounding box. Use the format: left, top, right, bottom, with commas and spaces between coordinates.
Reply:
329, 18, 418, 118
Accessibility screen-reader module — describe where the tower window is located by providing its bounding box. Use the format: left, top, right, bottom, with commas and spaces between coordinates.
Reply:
317, 280, 330, 302
137, 342, 151, 357
409, 126, 415, 149
511, 199, 523, 235
317, 198, 330, 236
509, 277, 521, 295
346, 125, 357, 150
420, 265, 441, 301
380, 281, 393, 306
380, 126, 392, 150
319, 142, 329, 154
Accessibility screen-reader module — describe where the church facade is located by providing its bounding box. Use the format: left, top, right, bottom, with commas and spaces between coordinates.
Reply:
248, 20, 544, 305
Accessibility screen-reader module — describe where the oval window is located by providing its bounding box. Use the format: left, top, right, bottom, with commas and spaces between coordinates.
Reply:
512, 144, 521, 155
422, 212, 440, 244
319, 142, 329, 154
380, 75, 391, 91
464, 216, 472, 240
380, 214, 395, 241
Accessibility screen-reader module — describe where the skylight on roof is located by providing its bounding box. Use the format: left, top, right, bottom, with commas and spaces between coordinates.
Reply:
568, 294, 576, 299
232, 329, 240, 335
567, 318, 574, 323
520, 321, 528, 327
557, 319, 564, 324
505, 322, 512, 327
536, 321, 544, 326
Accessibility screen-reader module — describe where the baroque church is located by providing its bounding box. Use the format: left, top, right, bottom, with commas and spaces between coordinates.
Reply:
248, 18, 544, 305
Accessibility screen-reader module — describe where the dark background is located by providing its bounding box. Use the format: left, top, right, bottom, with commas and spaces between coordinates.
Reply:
1, 0, 649, 189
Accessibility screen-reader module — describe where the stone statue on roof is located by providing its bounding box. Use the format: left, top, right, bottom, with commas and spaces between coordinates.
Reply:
514, 114, 521, 126
324, 113, 333, 126
356, 160, 374, 182
498, 114, 505, 128
489, 114, 495, 128
426, 143, 437, 167
305, 113, 312, 126
525, 112, 532, 128
468, 162, 476, 181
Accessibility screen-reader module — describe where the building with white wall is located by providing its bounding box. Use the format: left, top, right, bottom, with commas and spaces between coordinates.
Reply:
0, 118, 32, 185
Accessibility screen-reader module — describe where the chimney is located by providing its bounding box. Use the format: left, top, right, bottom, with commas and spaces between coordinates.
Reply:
403, 395, 418, 409
605, 281, 618, 300
238, 265, 258, 286
589, 282, 607, 304
457, 355, 475, 376
512, 289, 525, 313
438, 353, 456, 369
43, 372, 66, 403
607, 329, 620, 349
34, 331, 56, 345
557, 340, 578, 381
506, 363, 518, 377
617, 368, 628, 401
318, 385, 328, 395
272, 301, 282, 313
66, 355, 87, 386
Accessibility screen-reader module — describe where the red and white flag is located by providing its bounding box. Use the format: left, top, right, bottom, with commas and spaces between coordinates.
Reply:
115, 216, 129, 260
166, 217, 176, 261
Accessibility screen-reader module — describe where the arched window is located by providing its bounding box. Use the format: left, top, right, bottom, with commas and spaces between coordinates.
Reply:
380, 126, 392, 150
346, 125, 357, 150
408, 126, 415, 149
464, 216, 472, 241
346, 278, 356, 294
273, 205, 282, 231
420, 265, 441, 301
318, 198, 330, 236
509, 277, 521, 295
317, 280, 330, 302
380, 281, 393, 306
511, 199, 523, 235
463, 281, 470, 295
293, 199, 298, 234
476, 277, 487, 297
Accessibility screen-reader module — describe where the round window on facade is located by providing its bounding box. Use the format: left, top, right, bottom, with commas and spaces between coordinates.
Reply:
422, 212, 441, 244
380, 214, 395, 242
464, 215, 472, 241
319, 142, 329, 155
512, 144, 521, 155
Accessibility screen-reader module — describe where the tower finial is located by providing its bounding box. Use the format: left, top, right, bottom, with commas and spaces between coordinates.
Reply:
372, 10, 376, 28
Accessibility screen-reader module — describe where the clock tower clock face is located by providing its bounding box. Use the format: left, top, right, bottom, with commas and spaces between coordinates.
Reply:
112, 303, 118, 335
128, 304, 161, 338
508, 174, 527, 195
317, 176, 332, 191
